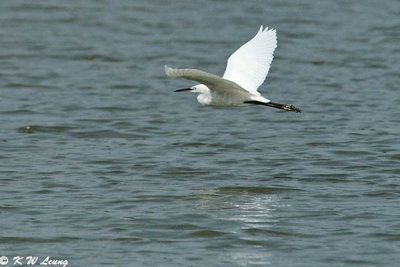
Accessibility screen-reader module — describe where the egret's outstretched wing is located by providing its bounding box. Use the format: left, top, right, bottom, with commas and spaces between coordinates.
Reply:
165, 65, 249, 95
223, 25, 277, 96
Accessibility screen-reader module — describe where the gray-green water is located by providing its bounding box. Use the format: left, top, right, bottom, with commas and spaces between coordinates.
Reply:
1, 0, 399, 266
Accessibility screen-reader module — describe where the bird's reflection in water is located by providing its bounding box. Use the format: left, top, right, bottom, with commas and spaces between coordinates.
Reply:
196, 187, 285, 265
231, 194, 280, 226
197, 186, 284, 227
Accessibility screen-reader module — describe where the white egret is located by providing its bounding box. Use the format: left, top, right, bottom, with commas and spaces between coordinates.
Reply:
165, 25, 301, 112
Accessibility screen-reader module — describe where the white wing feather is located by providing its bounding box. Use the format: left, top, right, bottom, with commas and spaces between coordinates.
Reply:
165, 65, 249, 95
223, 25, 277, 96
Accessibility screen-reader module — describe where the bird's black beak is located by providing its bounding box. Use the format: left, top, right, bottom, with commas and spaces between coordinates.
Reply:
174, 88, 192, 92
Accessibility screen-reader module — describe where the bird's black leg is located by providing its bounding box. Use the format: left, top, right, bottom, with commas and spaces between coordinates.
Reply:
244, 101, 301, 112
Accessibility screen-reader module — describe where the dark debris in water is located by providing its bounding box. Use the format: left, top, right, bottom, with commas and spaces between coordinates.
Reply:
188, 230, 226, 238
311, 60, 325, 65
17, 125, 73, 134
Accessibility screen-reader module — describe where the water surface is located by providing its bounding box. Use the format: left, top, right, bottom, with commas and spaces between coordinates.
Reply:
1, 0, 399, 266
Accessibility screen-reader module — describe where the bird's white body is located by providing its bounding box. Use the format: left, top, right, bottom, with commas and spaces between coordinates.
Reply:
165, 26, 300, 112
194, 84, 268, 107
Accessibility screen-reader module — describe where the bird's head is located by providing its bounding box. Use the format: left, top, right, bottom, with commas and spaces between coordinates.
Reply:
174, 84, 210, 95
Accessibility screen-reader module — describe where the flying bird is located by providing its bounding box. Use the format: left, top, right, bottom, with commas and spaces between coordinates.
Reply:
165, 26, 301, 113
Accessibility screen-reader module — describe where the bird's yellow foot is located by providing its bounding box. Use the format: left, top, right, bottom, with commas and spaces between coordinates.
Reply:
282, 104, 301, 113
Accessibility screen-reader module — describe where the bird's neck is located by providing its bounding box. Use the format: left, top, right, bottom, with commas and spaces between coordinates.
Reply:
197, 93, 212, 105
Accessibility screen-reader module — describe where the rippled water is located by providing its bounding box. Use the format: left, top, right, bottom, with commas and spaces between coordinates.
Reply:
1, 0, 399, 266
